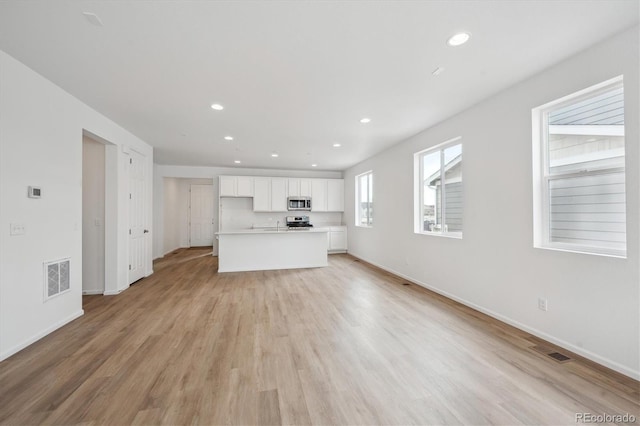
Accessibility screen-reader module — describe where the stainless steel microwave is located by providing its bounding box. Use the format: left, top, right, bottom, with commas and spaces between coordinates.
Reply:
287, 197, 311, 211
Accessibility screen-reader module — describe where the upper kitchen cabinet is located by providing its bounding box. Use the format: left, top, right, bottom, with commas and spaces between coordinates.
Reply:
311, 179, 328, 211
287, 178, 312, 197
327, 179, 344, 212
253, 177, 288, 212
253, 177, 270, 211
271, 178, 288, 211
219, 176, 254, 197
311, 179, 344, 212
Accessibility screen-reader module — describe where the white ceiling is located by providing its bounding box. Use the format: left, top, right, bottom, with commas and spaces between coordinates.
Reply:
0, 1, 637, 171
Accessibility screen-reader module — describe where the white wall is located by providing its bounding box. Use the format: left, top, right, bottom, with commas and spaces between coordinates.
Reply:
82, 136, 105, 294
162, 177, 213, 255
153, 165, 342, 258
0, 50, 154, 361
344, 27, 639, 379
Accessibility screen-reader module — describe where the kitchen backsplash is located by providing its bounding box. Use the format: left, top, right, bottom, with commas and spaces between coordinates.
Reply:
220, 197, 343, 230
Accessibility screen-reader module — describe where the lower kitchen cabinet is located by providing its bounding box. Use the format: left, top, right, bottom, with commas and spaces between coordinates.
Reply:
327, 226, 347, 253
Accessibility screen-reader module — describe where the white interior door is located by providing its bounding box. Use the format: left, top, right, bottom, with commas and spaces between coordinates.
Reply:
190, 184, 214, 247
129, 150, 146, 284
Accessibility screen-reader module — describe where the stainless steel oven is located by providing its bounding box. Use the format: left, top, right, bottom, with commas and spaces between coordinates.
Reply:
287, 197, 312, 211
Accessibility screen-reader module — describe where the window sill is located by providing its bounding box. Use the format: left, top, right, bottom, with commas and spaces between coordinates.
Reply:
355, 225, 373, 229
534, 244, 626, 259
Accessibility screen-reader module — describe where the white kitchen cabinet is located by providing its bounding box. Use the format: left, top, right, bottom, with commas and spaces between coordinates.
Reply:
311, 179, 328, 211
271, 178, 288, 211
327, 179, 344, 212
219, 176, 254, 197
253, 177, 288, 212
219, 176, 236, 197
236, 177, 254, 197
288, 178, 311, 197
300, 179, 312, 196
311, 178, 343, 212
253, 177, 271, 211
287, 179, 300, 197
328, 226, 347, 252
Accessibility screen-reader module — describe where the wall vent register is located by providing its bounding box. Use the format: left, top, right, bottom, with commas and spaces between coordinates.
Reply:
44, 258, 70, 300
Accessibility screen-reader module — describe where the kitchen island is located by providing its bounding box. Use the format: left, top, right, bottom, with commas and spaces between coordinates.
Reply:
216, 228, 329, 272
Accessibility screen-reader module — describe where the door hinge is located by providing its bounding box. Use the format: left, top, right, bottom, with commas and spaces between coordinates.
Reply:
129, 193, 132, 199
130, 158, 133, 164
129, 264, 132, 270
129, 229, 132, 235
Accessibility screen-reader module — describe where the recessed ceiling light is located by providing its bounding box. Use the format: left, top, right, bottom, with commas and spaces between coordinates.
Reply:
311, 164, 317, 167
234, 160, 241, 164
360, 118, 371, 123
333, 143, 341, 148
224, 136, 234, 141
211, 103, 224, 110
447, 32, 471, 47
271, 153, 279, 158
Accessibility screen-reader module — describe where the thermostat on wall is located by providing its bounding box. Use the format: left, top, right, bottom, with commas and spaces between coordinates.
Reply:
28, 186, 42, 198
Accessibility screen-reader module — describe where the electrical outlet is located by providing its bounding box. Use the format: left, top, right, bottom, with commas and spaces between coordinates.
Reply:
538, 298, 548, 311
10, 223, 25, 236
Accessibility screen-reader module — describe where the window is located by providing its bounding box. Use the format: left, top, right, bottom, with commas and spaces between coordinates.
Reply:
356, 171, 373, 227
414, 138, 463, 238
533, 76, 626, 257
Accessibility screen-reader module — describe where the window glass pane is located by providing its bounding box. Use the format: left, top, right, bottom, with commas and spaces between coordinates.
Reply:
422, 151, 441, 232
367, 174, 373, 226
357, 173, 372, 226
443, 144, 463, 233
547, 87, 624, 175
549, 171, 626, 251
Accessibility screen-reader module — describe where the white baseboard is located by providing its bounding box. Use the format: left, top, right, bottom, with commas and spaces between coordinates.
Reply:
0, 310, 84, 362
348, 251, 640, 381
103, 288, 124, 296
82, 289, 104, 295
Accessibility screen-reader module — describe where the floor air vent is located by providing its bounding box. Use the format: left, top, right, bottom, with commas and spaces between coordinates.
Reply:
402, 282, 411, 286
530, 345, 572, 363
547, 352, 572, 362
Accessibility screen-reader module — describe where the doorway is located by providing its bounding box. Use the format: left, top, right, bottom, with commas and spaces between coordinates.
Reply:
82, 136, 106, 295
161, 178, 215, 255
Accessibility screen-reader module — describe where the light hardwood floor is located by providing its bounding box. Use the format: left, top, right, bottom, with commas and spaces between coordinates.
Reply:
0, 248, 638, 425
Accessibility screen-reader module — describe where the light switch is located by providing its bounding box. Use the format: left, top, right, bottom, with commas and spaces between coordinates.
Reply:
10, 223, 25, 236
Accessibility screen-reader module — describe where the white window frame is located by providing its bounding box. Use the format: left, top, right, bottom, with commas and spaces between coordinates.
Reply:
532, 75, 626, 258
414, 137, 463, 239
355, 170, 373, 227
